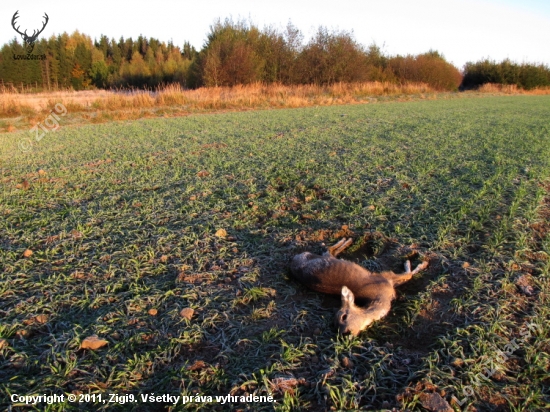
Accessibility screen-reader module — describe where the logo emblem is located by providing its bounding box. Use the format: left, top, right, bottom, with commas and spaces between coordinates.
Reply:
11, 11, 49, 54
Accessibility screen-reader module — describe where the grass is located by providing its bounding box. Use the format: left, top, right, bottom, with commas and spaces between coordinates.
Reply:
0, 82, 441, 133
1, 95, 549, 411
3, 82, 550, 134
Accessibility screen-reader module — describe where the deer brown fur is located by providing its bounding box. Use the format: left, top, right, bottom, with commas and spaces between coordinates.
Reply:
290, 238, 428, 336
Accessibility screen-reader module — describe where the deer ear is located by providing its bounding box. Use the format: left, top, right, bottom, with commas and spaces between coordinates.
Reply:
341, 286, 355, 306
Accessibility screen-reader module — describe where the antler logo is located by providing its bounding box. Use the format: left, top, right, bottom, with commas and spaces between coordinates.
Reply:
11, 11, 49, 54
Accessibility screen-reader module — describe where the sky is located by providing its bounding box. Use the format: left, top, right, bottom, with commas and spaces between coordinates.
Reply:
0, 0, 549, 70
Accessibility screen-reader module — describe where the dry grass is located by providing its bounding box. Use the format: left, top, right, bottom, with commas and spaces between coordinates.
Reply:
152, 82, 435, 109
2, 81, 549, 133
477, 83, 550, 95
0, 82, 434, 131
0, 89, 111, 113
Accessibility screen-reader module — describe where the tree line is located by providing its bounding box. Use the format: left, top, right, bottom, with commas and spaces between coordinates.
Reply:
0, 19, 548, 91
461, 59, 550, 90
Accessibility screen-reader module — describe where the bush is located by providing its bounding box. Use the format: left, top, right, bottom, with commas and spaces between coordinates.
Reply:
293, 27, 370, 85
388, 51, 462, 91
197, 19, 265, 87
462, 59, 550, 90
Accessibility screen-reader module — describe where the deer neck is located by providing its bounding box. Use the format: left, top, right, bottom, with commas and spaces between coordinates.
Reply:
361, 298, 392, 323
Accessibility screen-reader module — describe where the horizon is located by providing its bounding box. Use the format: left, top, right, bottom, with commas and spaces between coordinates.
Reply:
0, 0, 549, 70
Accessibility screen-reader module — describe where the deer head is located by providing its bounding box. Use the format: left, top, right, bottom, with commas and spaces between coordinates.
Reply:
335, 286, 391, 336
11, 11, 49, 53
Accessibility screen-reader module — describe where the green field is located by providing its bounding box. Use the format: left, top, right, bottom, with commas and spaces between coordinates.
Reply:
1, 96, 549, 411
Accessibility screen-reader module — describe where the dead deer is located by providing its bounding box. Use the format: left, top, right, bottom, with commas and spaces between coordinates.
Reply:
290, 238, 428, 336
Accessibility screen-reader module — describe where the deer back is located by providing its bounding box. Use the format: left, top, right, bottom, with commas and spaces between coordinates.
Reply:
290, 252, 393, 300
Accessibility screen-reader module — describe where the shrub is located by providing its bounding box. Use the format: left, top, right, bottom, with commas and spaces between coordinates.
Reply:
293, 27, 370, 85
197, 19, 265, 87
388, 51, 462, 91
462, 59, 550, 90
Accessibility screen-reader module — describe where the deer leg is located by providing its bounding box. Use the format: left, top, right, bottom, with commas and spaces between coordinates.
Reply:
410, 260, 428, 275
403, 260, 428, 275
324, 238, 346, 256
327, 238, 353, 257
391, 260, 429, 286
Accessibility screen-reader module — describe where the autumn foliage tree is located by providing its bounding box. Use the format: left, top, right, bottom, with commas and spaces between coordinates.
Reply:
293, 27, 370, 85
198, 20, 264, 87
388, 51, 462, 91
0, 20, 475, 92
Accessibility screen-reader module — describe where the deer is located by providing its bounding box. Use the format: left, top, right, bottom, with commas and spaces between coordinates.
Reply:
11, 11, 49, 53
290, 238, 428, 336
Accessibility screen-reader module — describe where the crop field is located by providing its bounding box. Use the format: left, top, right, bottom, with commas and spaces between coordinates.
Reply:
1, 95, 549, 411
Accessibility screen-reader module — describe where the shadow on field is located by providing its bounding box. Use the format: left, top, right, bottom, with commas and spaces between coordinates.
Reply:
228, 226, 466, 409
140, 182, 550, 410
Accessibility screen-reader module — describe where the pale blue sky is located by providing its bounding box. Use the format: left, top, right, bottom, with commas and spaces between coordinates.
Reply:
1, 0, 549, 69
